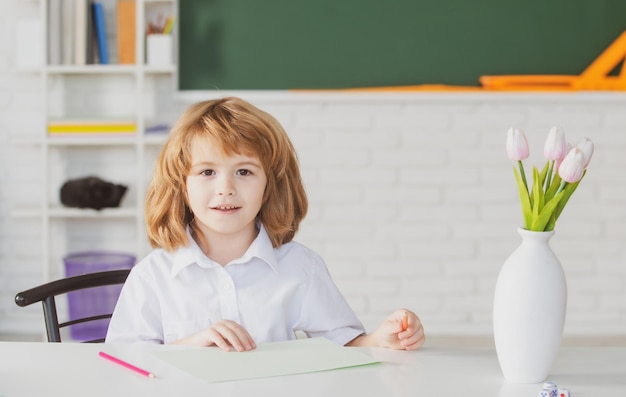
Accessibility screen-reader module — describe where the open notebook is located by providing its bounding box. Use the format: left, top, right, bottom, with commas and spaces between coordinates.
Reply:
153, 337, 380, 383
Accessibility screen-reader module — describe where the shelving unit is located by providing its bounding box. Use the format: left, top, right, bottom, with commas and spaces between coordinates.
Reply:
13, 0, 180, 282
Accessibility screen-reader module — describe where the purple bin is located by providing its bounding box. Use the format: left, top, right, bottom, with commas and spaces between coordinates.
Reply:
63, 251, 135, 341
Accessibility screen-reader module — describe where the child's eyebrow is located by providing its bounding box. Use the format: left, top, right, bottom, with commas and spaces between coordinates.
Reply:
190, 160, 262, 168
235, 160, 263, 168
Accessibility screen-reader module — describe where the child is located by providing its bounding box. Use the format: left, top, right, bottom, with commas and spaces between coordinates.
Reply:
106, 97, 425, 351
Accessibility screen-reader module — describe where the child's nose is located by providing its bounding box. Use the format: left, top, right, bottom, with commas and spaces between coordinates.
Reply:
217, 176, 236, 196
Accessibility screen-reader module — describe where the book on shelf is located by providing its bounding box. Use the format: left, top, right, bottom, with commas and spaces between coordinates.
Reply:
48, 119, 137, 135
86, 0, 97, 64
117, 0, 136, 64
73, 0, 88, 65
92, 1, 109, 64
47, 0, 171, 66
48, 0, 62, 65
48, 0, 102, 65
61, 0, 74, 65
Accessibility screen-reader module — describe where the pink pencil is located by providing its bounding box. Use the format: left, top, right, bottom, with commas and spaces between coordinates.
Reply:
99, 351, 155, 378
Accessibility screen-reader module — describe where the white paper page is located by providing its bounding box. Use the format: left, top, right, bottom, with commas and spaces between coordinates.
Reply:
153, 337, 380, 383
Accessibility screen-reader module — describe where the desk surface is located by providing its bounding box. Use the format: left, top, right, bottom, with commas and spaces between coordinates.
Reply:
1, 342, 625, 397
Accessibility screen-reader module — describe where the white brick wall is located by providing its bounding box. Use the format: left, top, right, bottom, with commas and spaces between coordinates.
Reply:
1, 0, 625, 339
268, 95, 626, 336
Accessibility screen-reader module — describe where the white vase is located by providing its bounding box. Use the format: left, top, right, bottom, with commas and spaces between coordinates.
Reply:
493, 228, 567, 383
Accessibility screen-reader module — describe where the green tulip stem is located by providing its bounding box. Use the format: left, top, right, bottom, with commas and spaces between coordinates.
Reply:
545, 160, 554, 192
518, 160, 529, 194
555, 180, 567, 197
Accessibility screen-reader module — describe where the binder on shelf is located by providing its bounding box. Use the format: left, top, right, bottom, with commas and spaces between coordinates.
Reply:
61, 0, 74, 65
48, 119, 137, 135
73, 0, 88, 65
48, 0, 62, 65
117, 0, 136, 64
86, 0, 97, 64
92, 1, 109, 64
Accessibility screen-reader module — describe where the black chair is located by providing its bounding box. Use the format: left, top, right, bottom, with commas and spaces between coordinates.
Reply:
15, 269, 131, 343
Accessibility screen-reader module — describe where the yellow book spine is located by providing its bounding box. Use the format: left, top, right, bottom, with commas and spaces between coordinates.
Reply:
48, 124, 136, 133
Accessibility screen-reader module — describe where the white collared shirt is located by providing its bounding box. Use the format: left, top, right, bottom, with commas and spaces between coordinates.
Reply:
106, 225, 365, 346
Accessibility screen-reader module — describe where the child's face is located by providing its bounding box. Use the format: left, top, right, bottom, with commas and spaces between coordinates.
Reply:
186, 135, 267, 244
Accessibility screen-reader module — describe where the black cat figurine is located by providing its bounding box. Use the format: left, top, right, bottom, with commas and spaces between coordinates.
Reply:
60, 176, 128, 210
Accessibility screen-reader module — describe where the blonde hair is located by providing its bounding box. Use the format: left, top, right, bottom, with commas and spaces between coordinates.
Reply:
145, 97, 308, 251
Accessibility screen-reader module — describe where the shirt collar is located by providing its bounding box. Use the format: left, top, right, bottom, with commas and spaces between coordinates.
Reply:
239, 223, 279, 273
169, 224, 279, 278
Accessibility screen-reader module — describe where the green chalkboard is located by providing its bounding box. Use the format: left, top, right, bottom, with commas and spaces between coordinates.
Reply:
178, 0, 626, 90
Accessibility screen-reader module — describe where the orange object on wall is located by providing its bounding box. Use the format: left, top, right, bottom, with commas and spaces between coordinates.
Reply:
479, 30, 626, 91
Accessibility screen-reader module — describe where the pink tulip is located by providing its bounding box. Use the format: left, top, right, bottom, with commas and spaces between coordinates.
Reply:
575, 137, 594, 169
506, 127, 529, 161
544, 126, 567, 161
554, 142, 572, 171
558, 148, 585, 183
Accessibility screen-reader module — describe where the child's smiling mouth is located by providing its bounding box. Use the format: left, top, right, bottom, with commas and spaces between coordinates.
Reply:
212, 205, 241, 212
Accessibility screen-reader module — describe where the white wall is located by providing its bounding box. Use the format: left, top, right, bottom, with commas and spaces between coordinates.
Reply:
1, 0, 625, 338
267, 93, 626, 337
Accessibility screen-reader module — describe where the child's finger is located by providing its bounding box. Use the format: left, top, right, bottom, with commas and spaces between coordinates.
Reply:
222, 323, 255, 352
401, 311, 409, 331
401, 322, 425, 350
208, 320, 255, 352
207, 331, 231, 351
403, 333, 425, 350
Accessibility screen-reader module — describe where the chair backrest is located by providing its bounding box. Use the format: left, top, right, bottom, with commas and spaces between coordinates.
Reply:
15, 269, 131, 343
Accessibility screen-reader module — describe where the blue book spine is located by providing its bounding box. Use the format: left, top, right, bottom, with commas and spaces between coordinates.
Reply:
93, 2, 109, 64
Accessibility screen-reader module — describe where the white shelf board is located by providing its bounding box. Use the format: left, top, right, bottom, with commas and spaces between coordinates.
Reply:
12, 206, 138, 219
46, 135, 139, 146
48, 207, 139, 218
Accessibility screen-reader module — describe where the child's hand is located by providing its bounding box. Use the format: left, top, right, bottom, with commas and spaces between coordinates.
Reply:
376, 309, 425, 350
172, 320, 256, 352
375, 309, 425, 350
348, 309, 425, 350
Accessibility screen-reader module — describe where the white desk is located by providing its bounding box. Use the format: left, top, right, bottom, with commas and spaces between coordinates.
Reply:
1, 342, 624, 397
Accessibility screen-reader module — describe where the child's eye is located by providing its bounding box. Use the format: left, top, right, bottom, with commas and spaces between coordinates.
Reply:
236, 169, 252, 176
200, 169, 215, 176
